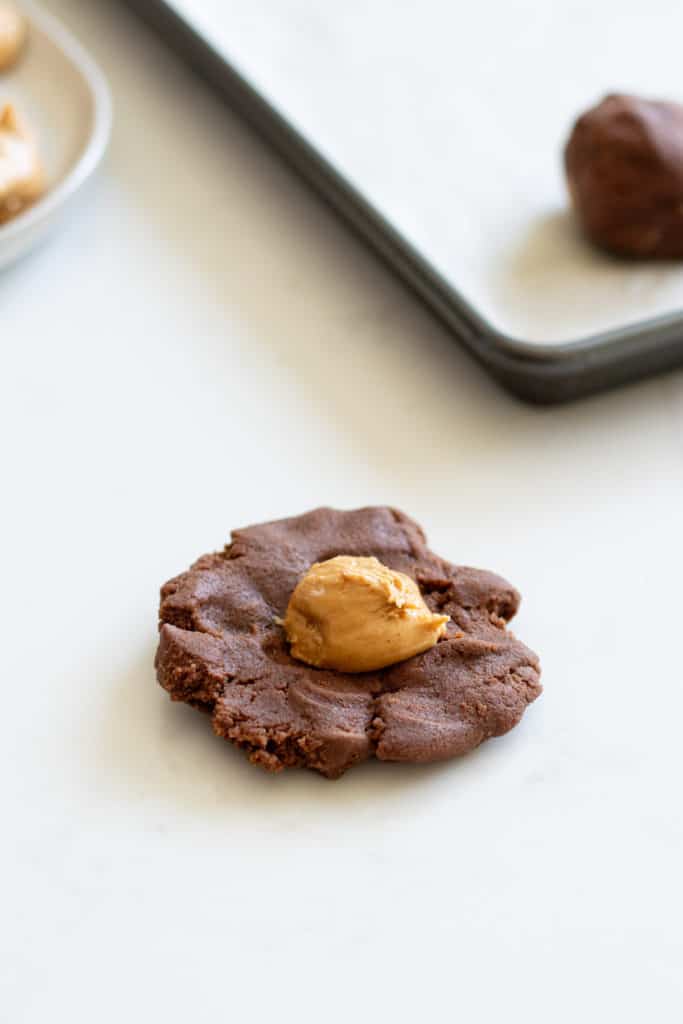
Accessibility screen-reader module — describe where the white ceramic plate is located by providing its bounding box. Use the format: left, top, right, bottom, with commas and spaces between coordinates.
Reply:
0, 0, 110, 269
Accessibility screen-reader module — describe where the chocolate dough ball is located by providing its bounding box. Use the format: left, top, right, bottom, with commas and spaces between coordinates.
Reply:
565, 93, 683, 259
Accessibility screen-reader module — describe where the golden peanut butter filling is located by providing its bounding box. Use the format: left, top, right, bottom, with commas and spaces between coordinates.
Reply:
0, 103, 43, 224
283, 555, 449, 673
0, 5, 26, 70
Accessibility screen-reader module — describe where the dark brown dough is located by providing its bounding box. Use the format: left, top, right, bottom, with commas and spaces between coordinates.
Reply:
155, 507, 541, 779
565, 93, 683, 258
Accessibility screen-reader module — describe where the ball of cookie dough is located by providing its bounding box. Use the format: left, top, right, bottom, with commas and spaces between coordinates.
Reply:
0, 4, 26, 71
565, 93, 683, 259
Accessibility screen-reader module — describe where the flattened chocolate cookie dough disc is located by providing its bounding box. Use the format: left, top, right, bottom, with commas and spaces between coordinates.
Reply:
155, 507, 541, 779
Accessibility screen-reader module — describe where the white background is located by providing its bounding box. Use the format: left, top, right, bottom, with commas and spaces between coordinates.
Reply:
2, 1, 683, 1021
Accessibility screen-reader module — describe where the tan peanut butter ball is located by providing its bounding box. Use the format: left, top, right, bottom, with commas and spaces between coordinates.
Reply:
0, 5, 26, 71
0, 103, 44, 224
283, 555, 449, 673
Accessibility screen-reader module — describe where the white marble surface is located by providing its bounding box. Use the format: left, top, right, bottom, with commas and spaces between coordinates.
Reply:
2, 2, 683, 1021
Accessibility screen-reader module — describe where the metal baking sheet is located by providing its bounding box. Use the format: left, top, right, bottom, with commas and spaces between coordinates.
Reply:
123, 0, 683, 398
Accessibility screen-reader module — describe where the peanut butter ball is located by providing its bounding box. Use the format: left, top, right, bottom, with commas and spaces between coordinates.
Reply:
565, 93, 683, 259
0, 104, 44, 224
283, 555, 449, 673
0, 5, 26, 71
